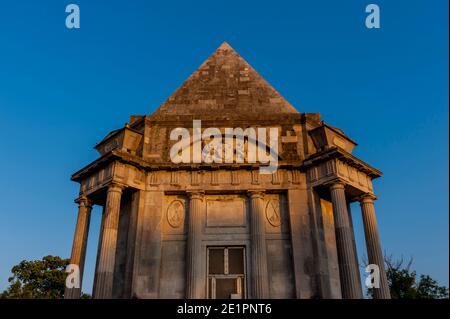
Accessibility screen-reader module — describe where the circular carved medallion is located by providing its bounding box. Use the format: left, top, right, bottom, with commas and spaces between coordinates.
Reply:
167, 200, 185, 228
266, 200, 281, 227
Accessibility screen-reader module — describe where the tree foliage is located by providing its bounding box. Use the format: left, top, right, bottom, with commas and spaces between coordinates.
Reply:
0, 255, 69, 299
367, 255, 449, 299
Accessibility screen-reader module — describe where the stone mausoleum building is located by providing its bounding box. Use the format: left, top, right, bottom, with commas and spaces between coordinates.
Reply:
65, 42, 390, 299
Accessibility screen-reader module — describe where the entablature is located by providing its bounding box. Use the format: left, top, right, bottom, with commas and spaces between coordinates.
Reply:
303, 147, 382, 198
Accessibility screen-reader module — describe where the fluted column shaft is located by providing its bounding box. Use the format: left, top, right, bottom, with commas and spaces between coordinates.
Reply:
360, 196, 391, 299
330, 183, 362, 299
249, 191, 270, 299
186, 192, 204, 299
93, 183, 124, 299
65, 196, 92, 299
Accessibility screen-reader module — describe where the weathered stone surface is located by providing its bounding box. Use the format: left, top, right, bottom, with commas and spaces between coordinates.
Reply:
152, 42, 298, 119
206, 196, 245, 227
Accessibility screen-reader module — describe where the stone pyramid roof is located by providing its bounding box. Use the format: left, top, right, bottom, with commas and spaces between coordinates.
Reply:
151, 42, 299, 118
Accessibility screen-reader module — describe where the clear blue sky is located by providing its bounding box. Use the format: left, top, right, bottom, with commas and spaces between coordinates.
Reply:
0, 0, 448, 294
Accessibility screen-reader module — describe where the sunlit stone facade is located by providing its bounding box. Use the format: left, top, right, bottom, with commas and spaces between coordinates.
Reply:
65, 43, 390, 299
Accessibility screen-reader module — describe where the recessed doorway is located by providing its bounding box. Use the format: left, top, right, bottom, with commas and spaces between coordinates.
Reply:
207, 247, 246, 299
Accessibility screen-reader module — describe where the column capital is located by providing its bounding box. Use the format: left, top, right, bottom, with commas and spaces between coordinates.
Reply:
358, 193, 378, 204
187, 191, 204, 200
108, 182, 125, 193
247, 190, 265, 199
75, 195, 93, 208
328, 181, 346, 191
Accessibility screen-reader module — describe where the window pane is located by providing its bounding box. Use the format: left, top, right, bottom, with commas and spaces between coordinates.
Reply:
209, 248, 224, 274
215, 278, 236, 299
228, 248, 244, 274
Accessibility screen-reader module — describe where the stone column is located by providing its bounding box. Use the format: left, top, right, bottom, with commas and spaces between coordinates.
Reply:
360, 195, 391, 299
93, 183, 124, 299
329, 182, 362, 299
248, 190, 270, 299
65, 196, 93, 299
186, 192, 204, 299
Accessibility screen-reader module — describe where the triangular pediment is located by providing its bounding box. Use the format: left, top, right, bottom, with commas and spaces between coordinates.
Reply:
151, 42, 298, 118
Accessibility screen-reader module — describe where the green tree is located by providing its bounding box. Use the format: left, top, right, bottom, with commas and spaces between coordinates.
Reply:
416, 274, 449, 299
1, 255, 69, 299
367, 255, 449, 299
